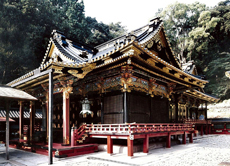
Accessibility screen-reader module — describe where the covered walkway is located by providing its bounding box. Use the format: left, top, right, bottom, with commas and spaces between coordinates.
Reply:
0, 85, 37, 160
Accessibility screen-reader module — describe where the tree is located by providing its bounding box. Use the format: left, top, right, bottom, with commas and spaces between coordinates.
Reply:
0, 0, 126, 84
157, 2, 207, 61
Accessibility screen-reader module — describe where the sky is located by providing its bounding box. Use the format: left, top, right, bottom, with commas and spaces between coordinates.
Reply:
84, 0, 221, 32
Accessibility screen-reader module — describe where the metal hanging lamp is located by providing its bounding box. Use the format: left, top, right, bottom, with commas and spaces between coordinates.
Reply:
80, 98, 93, 115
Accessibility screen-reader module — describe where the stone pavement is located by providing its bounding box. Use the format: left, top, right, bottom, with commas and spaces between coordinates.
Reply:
1, 135, 230, 166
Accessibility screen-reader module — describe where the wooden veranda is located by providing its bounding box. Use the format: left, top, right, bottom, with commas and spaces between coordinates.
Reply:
71, 123, 197, 157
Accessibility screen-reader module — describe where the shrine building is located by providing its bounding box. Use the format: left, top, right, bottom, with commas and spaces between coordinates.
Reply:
7, 17, 219, 150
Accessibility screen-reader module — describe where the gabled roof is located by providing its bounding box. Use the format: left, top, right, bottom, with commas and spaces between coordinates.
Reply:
182, 60, 198, 76
8, 18, 209, 89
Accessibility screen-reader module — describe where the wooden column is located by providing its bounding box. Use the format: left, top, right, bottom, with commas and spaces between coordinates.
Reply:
200, 125, 203, 136
175, 95, 179, 122
127, 135, 134, 157
107, 136, 113, 154
182, 132, 186, 144
143, 134, 149, 153
101, 94, 104, 124
30, 101, 35, 142
48, 70, 54, 165
209, 125, 211, 134
19, 101, 24, 139
45, 92, 49, 141
205, 125, 208, 135
41, 101, 46, 131
166, 133, 171, 148
123, 91, 128, 123
194, 125, 197, 137
63, 87, 72, 145
189, 133, 193, 143
5, 100, 9, 160
205, 102, 208, 120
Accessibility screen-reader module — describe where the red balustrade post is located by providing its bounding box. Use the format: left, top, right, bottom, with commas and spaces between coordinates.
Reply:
127, 135, 134, 157
166, 133, 171, 148
201, 125, 203, 136
143, 134, 149, 153
205, 125, 208, 135
189, 133, 193, 143
107, 136, 113, 155
182, 132, 186, 144
194, 125, 197, 137
71, 127, 75, 146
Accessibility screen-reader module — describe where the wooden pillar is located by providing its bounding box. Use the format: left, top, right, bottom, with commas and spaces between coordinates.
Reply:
143, 134, 149, 153
127, 135, 134, 157
63, 87, 72, 145
41, 101, 46, 131
209, 125, 211, 134
189, 133, 193, 143
166, 133, 171, 148
123, 91, 128, 123
46, 93, 49, 141
205, 102, 207, 120
19, 101, 24, 139
174, 135, 178, 141
107, 136, 113, 154
182, 132, 186, 144
5, 100, 9, 160
48, 70, 54, 165
175, 95, 179, 122
205, 125, 208, 135
101, 94, 104, 124
194, 125, 197, 137
30, 101, 35, 142
200, 125, 203, 136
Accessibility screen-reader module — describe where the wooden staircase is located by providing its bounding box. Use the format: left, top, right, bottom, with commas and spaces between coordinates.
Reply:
71, 124, 89, 146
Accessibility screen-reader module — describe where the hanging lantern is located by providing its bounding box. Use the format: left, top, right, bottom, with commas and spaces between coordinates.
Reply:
80, 98, 93, 115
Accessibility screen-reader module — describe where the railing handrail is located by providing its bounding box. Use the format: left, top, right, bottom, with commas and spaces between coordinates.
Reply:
84, 123, 193, 134
183, 119, 212, 124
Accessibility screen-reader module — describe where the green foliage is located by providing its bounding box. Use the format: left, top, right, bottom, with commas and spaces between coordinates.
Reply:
158, 2, 207, 58
0, 0, 126, 84
157, 0, 230, 99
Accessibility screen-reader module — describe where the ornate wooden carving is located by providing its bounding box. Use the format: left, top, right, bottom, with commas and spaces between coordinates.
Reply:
167, 82, 176, 95
120, 65, 133, 92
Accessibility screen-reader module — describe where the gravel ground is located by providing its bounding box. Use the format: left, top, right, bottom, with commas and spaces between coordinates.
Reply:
1, 135, 230, 166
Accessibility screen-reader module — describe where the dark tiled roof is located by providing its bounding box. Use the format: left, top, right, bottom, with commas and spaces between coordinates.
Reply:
0, 110, 42, 119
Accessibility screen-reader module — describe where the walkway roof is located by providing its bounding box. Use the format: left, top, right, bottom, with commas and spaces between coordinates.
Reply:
0, 85, 37, 101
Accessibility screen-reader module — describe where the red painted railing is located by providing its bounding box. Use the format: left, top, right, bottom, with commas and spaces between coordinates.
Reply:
86, 123, 193, 134
183, 119, 211, 124
71, 124, 87, 146
71, 123, 194, 145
